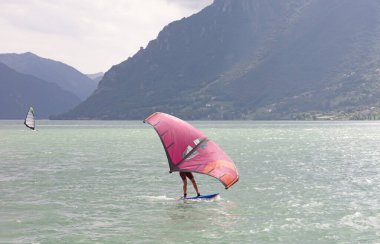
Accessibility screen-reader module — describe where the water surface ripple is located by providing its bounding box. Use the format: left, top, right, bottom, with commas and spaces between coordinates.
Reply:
0, 121, 379, 243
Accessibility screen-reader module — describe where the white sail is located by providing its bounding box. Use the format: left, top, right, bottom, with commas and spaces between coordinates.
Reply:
24, 107, 35, 130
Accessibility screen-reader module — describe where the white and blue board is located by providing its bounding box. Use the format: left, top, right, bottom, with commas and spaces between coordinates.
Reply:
184, 193, 219, 200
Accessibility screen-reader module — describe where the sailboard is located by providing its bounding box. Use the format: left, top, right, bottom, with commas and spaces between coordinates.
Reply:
143, 112, 239, 189
24, 106, 36, 130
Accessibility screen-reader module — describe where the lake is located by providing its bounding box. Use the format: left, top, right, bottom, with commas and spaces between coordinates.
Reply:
0, 120, 379, 243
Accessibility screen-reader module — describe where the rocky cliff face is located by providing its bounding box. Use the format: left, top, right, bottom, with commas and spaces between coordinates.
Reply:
56, 0, 380, 120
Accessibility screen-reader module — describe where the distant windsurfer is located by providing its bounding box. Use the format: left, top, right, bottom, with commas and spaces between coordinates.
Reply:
180, 172, 200, 198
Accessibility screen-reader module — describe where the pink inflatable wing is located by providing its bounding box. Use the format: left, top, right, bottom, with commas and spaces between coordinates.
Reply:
144, 112, 239, 189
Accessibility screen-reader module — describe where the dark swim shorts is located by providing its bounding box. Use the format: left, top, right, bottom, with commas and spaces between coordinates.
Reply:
180, 172, 194, 180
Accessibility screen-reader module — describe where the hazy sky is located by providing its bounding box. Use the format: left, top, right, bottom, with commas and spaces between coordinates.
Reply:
0, 0, 213, 74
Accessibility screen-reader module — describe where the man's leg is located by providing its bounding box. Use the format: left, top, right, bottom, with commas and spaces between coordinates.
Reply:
190, 178, 200, 196
182, 178, 187, 197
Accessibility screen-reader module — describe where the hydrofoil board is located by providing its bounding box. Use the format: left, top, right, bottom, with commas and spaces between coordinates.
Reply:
184, 193, 219, 200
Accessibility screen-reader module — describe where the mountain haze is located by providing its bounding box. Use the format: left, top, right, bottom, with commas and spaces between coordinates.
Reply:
0, 52, 96, 100
56, 0, 380, 120
0, 63, 81, 119
86, 72, 104, 84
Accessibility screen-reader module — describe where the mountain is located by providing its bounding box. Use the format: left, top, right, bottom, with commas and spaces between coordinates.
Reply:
55, 0, 380, 120
86, 72, 104, 84
0, 52, 96, 100
0, 63, 81, 119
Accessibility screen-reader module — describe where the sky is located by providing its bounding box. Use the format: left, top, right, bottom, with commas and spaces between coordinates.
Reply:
0, 0, 213, 74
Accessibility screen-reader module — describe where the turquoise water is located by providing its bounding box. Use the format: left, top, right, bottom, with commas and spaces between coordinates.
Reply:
0, 120, 379, 243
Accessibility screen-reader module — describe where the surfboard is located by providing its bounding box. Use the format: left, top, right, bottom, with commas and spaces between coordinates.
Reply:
184, 193, 219, 200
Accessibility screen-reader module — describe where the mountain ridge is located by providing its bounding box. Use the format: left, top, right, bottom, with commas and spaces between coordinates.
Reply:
0, 62, 81, 119
55, 0, 380, 120
0, 52, 96, 100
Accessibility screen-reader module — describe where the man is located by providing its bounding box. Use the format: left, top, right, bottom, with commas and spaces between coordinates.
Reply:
179, 172, 200, 198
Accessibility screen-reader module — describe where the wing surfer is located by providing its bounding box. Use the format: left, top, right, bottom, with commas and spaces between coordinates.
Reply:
180, 172, 200, 198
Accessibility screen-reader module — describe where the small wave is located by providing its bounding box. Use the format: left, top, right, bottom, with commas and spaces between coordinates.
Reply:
339, 212, 380, 231
302, 201, 324, 208
137, 195, 175, 201
254, 187, 276, 191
